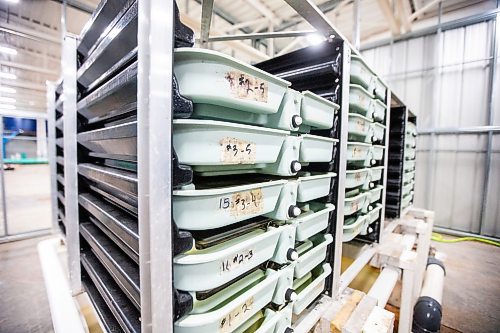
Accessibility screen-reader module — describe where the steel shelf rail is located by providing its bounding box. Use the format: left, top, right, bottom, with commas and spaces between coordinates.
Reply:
47, 81, 59, 234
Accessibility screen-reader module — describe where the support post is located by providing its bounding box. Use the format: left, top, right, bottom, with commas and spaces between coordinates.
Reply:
46, 82, 58, 232
138, 0, 175, 331
61, 34, 81, 295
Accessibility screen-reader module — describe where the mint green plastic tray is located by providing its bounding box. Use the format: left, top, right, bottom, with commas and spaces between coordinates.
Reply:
174, 224, 294, 292
300, 91, 339, 130
345, 168, 370, 189
348, 113, 373, 143
406, 122, 417, 136
292, 263, 331, 315
173, 119, 289, 174
374, 78, 387, 101
343, 214, 368, 242
371, 122, 386, 142
296, 172, 336, 202
368, 185, 384, 204
294, 233, 333, 278
368, 204, 383, 224
175, 266, 292, 333
372, 99, 386, 122
235, 304, 292, 333
371, 145, 385, 163
346, 142, 371, 167
291, 202, 335, 242
404, 160, 415, 172
174, 48, 290, 116
344, 192, 369, 216
406, 134, 416, 148
402, 181, 414, 197
349, 84, 374, 118
403, 171, 415, 184
350, 56, 375, 90
173, 179, 287, 230
405, 148, 416, 160
299, 134, 337, 163
402, 192, 414, 208
370, 166, 384, 182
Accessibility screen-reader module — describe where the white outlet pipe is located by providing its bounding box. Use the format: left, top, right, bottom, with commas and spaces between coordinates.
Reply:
412, 257, 446, 333
367, 266, 400, 307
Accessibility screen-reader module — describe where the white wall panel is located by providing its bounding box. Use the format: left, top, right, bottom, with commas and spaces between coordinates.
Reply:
363, 20, 498, 236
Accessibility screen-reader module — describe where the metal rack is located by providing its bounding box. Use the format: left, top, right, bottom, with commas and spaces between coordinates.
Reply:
385, 94, 417, 219
52, 0, 399, 332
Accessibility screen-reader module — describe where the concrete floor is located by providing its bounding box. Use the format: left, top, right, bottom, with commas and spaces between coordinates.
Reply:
0, 236, 54, 333
0, 164, 52, 236
434, 238, 500, 333
0, 235, 498, 332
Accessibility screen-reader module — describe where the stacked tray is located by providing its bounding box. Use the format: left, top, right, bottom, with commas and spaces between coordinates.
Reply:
343, 56, 388, 243
54, 79, 66, 235
171, 47, 342, 332
256, 40, 347, 325
386, 104, 417, 218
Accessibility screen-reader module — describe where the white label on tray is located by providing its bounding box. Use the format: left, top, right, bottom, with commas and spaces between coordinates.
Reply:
219, 297, 254, 333
352, 146, 363, 157
220, 137, 256, 164
219, 188, 264, 217
225, 71, 269, 102
354, 172, 362, 182
350, 201, 359, 213
220, 249, 254, 274
356, 119, 366, 132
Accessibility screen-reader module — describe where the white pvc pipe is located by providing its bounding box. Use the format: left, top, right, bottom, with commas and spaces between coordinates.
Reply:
420, 264, 445, 303
38, 238, 87, 333
367, 266, 400, 307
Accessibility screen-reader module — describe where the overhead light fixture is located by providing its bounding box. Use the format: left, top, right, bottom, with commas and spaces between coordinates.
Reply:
4, 0, 20, 4
306, 33, 325, 45
0, 45, 17, 55
0, 96, 15, 103
0, 87, 16, 93
0, 104, 16, 110
0, 72, 17, 80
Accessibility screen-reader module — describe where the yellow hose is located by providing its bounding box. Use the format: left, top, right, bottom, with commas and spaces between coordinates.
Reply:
432, 232, 500, 247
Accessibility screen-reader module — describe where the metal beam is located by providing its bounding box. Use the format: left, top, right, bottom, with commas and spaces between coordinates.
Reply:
0, 60, 59, 76
397, 0, 413, 32
199, 0, 214, 47
361, 7, 500, 51
352, 0, 361, 49
274, 0, 343, 32
248, 0, 275, 19
418, 126, 500, 135
208, 30, 317, 42
222, 17, 268, 33
409, 0, 443, 22
283, 0, 338, 37
376, 0, 401, 35
50, 0, 95, 14
0, 21, 60, 44
181, 13, 270, 61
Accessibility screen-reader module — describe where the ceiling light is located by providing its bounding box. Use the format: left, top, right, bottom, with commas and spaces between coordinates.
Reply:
0, 45, 17, 55
306, 33, 325, 45
0, 72, 17, 80
4, 0, 20, 4
0, 96, 15, 103
0, 87, 16, 93
0, 104, 16, 110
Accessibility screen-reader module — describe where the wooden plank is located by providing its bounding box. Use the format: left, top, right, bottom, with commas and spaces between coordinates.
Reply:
362, 306, 395, 333
331, 290, 365, 333
343, 295, 377, 333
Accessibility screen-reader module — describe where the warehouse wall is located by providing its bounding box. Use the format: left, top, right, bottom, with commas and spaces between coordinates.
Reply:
362, 19, 500, 238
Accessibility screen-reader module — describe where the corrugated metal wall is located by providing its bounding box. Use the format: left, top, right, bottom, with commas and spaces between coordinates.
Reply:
362, 19, 500, 238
